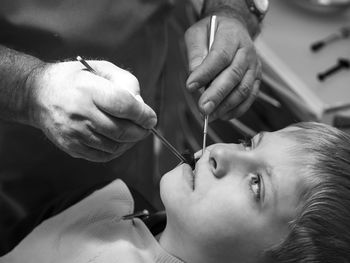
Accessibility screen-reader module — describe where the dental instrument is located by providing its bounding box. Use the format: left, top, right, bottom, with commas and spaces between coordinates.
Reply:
76, 56, 97, 74
122, 209, 150, 220
150, 128, 187, 163
76, 56, 188, 164
317, 58, 350, 81
202, 15, 217, 156
311, 26, 350, 52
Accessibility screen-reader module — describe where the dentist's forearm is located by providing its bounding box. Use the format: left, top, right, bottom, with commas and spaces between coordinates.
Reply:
0, 45, 45, 126
191, 0, 261, 38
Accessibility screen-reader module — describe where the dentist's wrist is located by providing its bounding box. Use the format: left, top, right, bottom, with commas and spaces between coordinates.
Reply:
200, 0, 261, 38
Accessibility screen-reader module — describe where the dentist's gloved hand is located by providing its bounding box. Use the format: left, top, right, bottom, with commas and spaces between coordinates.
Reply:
30, 60, 157, 162
185, 15, 261, 121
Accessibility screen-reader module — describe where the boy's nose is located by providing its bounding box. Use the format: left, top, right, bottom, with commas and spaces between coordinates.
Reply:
208, 143, 248, 179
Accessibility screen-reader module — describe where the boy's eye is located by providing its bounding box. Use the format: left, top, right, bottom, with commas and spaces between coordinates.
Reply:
249, 174, 261, 202
239, 138, 253, 150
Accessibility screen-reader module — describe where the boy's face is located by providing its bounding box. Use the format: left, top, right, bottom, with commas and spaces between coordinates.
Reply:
160, 127, 309, 261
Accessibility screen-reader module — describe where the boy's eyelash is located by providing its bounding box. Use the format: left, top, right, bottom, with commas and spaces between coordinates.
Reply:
239, 138, 253, 149
249, 174, 261, 202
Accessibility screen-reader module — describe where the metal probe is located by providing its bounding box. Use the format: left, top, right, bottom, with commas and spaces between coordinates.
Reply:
76, 56, 187, 163
150, 128, 186, 163
202, 15, 217, 155
76, 56, 97, 74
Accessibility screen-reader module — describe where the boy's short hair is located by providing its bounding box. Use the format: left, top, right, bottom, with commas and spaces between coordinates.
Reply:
265, 122, 350, 262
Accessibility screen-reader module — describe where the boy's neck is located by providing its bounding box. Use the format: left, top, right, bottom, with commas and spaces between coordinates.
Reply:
158, 223, 267, 263
158, 224, 244, 263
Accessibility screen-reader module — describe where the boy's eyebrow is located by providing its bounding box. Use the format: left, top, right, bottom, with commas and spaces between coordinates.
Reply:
266, 165, 277, 208
254, 132, 278, 207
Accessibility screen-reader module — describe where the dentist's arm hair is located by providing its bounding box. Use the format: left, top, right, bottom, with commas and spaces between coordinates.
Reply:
0, 45, 45, 126
190, 0, 261, 37
0, 45, 157, 162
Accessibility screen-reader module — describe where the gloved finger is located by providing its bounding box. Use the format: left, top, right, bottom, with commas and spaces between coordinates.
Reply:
219, 79, 260, 121
186, 20, 239, 92
198, 49, 249, 115
93, 110, 151, 142
91, 77, 157, 129
210, 68, 259, 120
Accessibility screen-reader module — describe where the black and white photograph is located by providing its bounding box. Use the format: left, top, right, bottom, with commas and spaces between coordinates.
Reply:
0, 0, 350, 262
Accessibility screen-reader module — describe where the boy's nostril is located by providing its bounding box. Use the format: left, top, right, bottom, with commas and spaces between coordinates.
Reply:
210, 157, 217, 170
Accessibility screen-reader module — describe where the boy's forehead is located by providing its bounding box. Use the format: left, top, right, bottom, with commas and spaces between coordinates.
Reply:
280, 126, 303, 132
264, 127, 306, 148
265, 130, 305, 167
275, 126, 304, 137
263, 128, 312, 220
258, 129, 299, 149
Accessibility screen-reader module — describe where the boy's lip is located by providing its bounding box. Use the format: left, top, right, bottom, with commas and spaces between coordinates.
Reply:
183, 163, 196, 190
